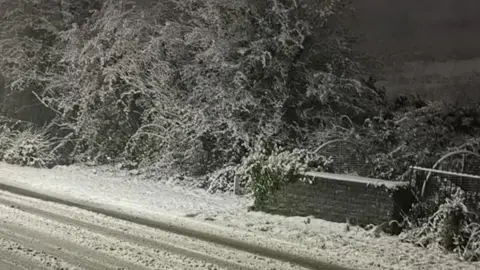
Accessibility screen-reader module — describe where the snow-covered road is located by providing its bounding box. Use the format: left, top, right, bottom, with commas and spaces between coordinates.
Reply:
0, 162, 478, 270
0, 190, 325, 270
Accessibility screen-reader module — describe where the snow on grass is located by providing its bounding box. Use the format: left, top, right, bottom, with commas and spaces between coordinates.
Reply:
0, 162, 478, 270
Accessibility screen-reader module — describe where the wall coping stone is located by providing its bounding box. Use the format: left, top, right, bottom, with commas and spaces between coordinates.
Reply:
302, 171, 409, 189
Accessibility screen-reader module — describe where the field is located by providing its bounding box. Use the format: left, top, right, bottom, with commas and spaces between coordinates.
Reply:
351, 0, 480, 103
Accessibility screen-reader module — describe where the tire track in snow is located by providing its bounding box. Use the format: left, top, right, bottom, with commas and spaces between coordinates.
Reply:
0, 191, 312, 270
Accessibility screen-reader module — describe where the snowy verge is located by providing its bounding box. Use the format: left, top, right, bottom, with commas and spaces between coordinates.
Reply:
0, 162, 478, 270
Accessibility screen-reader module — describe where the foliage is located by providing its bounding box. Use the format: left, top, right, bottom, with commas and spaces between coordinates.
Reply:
1, 126, 56, 168
357, 99, 480, 181
0, 0, 383, 192
243, 143, 335, 205
2, 0, 479, 187
401, 189, 480, 261
0, 127, 16, 160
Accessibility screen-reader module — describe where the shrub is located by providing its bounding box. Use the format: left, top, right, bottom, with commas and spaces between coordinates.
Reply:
243, 143, 335, 206
1, 0, 377, 173
3, 128, 56, 168
0, 127, 16, 160
402, 189, 480, 261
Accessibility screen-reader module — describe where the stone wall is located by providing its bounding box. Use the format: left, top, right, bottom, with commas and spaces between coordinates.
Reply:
257, 172, 414, 227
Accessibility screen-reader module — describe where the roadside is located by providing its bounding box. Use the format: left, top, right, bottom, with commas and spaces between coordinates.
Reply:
0, 162, 477, 270
0, 190, 311, 270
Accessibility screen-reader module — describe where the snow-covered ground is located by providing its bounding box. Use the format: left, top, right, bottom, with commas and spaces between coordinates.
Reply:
0, 162, 478, 270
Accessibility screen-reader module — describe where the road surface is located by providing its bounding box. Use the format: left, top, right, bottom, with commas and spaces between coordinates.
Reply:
0, 190, 314, 270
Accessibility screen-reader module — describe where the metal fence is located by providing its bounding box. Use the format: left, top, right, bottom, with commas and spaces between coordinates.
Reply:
313, 139, 372, 177
312, 141, 480, 199
411, 150, 480, 204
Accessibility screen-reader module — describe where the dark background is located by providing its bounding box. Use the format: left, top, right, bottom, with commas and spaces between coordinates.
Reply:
351, 0, 480, 103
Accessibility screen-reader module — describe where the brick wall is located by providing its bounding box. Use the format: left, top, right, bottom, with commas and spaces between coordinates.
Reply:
257, 173, 414, 227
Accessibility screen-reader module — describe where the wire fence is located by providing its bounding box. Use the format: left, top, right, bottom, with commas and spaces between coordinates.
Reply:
313, 141, 480, 201
313, 139, 373, 177
407, 150, 480, 209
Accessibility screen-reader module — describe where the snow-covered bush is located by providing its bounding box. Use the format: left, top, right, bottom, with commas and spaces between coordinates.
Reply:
3, 128, 56, 168
0, 127, 16, 160
0, 0, 378, 173
402, 189, 480, 261
358, 99, 480, 181
238, 142, 336, 206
